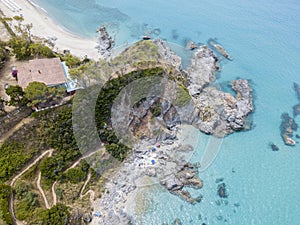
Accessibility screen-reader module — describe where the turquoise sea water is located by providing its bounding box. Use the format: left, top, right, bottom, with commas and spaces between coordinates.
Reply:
31, 0, 300, 224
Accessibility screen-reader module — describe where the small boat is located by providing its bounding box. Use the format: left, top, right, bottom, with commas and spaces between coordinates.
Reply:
209, 40, 233, 61
142, 35, 151, 40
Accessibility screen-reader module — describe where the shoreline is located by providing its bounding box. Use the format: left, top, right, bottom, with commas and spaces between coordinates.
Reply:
90, 124, 201, 225
0, 0, 100, 60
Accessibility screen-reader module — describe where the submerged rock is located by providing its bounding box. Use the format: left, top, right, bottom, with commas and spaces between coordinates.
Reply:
215, 178, 224, 183
173, 218, 182, 225
217, 183, 228, 198
294, 82, 300, 101
293, 104, 300, 117
270, 143, 279, 151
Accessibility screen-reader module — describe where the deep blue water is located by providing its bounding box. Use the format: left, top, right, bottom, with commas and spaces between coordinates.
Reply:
32, 0, 300, 224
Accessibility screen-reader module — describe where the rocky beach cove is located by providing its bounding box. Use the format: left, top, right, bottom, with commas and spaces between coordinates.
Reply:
91, 38, 253, 225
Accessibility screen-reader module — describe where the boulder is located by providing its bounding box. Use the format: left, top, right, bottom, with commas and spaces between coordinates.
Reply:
217, 183, 228, 198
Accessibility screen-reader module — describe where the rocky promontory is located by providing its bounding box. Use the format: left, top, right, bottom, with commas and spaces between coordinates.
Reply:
193, 79, 253, 136
91, 39, 254, 224
186, 45, 219, 95
95, 26, 114, 59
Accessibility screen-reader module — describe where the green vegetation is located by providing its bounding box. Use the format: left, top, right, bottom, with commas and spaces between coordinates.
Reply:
0, 17, 15, 37
63, 161, 89, 184
59, 53, 81, 68
36, 203, 71, 225
0, 184, 12, 225
0, 41, 9, 70
5, 85, 28, 107
34, 105, 81, 187
24, 81, 66, 108
173, 84, 192, 107
95, 67, 165, 160
150, 100, 162, 117
0, 97, 5, 114
14, 182, 40, 220
0, 142, 38, 183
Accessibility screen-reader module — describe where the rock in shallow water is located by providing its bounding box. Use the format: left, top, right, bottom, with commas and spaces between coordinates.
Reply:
280, 113, 297, 146
96, 26, 114, 59
270, 143, 279, 151
218, 183, 228, 198
293, 104, 300, 117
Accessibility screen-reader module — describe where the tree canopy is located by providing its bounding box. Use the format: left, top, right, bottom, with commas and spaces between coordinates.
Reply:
24, 82, 65, 108
5, 85, 28, 107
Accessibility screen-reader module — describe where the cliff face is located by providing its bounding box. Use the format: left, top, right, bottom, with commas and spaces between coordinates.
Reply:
191, 79, 253, 136
111, 40, 254, 139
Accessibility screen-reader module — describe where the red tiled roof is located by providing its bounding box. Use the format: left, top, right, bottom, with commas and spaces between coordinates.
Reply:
17, 58, 67, 89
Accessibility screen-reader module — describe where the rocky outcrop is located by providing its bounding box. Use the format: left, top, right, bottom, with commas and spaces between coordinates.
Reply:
186, 41, 197, 50
217, 183, 228, 198
160, 162, 203, 204
154, 39, 182, 70
280, 113, 297, 146
209, 39, 233, 61
96, 26, 114, 59
270, 143, 279, 151
191, 79, 253, 136
186, 45, 219, 95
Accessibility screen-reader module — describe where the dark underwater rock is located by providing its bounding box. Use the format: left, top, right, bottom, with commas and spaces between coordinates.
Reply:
280, 113, 297, 146
218, 183, 228, 198
270, 143, 279, 151
173, 218, 182, 225
294, 82, 300, 101
293, 104, 300, 117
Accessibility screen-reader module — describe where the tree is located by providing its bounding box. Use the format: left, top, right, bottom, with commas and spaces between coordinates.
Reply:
37, 203, 70, 225
24, 82, 65, 108
0, 43, 9, 70
5, 85, 27, 106
9, 36, 31, 60
0, 98, 6, 114
29, 42, 55, 58
0, 184, 12, 225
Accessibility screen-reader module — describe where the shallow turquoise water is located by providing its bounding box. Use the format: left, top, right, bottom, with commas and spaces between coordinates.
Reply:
32, 0, 300, 224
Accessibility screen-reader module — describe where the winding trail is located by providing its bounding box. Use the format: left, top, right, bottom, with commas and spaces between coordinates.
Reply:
36, 149, 53, 209
51, 181, 57, 206
37, 172, 50, 209
80, 173, 95, 203
50, 147, 104, 206
9, 149, 54, 225
69, 147, 105, 170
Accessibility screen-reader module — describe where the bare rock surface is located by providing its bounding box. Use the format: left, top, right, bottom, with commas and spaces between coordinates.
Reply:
186, 45, 219, 95
95, 26, 114, 59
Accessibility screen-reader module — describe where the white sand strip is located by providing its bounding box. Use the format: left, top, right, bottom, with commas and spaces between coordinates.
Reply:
0, 0, 100, 60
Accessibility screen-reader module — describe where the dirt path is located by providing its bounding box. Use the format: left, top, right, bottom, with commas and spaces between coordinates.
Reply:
51, 181, 57, 206
0, 117, 34, 147
50, 147, 104, 207
80, 173, 95, 203
37, 172, 50, 209
9, 149, 54, 225
69, 147, 105, 170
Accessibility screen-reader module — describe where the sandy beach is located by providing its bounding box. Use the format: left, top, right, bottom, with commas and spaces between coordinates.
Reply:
0, 0, 99, 60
